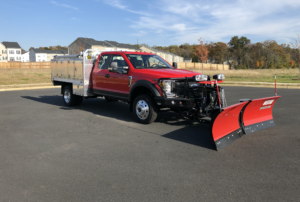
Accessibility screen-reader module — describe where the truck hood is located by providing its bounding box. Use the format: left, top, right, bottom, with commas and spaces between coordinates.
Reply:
134, 69, 200, 79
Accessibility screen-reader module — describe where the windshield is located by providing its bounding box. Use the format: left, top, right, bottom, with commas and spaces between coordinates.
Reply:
126, 54, 173, 69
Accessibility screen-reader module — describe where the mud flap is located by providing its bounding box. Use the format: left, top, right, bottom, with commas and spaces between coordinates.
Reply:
212, 101, 250, 150
242, 96, 281, 134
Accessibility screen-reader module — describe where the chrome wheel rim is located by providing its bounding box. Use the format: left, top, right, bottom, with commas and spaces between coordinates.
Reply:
136, 100, 149, 120
64, 89, 71, 103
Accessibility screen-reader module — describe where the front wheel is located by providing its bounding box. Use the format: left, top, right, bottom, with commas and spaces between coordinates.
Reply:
132, 94, 158, 124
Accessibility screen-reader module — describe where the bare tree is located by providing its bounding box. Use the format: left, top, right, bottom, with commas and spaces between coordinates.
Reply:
194, 38, 209, 74
291, 35, 300, 78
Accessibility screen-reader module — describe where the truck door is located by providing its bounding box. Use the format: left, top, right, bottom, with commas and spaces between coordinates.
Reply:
92, 54, 110, 93
106, 54, 131, 99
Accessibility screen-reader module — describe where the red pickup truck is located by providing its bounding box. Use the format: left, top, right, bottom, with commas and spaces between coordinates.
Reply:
51, 50, 280, 150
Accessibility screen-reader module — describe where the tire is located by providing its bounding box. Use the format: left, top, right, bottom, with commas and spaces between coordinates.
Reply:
132, 94, 158, 124
62, 85, 76, 106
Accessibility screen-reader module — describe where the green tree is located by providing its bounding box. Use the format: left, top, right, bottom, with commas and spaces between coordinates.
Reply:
291, 35, 300, 78
207, 42, 229, 64
228, 36, 251, 66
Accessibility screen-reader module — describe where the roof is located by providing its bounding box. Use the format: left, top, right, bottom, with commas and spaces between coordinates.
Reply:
141, 45, 182, 57
2, 42, 21, 49
104, 40, 141, 50
32, 49, 68, 54
77, 38, 114, 47
102, 51, 155, 55
70, 37, 141, 50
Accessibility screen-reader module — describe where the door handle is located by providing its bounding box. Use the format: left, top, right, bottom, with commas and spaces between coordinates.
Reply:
105, 74, 110, 78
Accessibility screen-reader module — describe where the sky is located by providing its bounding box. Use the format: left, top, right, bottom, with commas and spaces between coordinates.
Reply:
1, 0, 300, 50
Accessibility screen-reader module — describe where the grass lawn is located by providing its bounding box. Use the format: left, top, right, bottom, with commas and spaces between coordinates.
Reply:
0, 69, 51, 85
0, 68, 299, 86
192, 69, 300, 83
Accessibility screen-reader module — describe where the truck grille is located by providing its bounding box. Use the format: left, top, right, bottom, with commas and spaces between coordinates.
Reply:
171, 82, 203, 98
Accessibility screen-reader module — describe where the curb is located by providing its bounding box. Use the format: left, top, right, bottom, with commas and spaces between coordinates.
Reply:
223, 81, 300, 86
221, 84, 300, 89
0, 86, 59, 92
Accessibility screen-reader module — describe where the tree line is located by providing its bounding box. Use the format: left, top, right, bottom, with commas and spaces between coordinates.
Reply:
138, 36, 300, 70
29, 46, 68, 51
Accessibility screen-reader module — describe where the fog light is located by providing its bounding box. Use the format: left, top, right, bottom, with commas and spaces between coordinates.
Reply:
212, 74, 225, 80
195, 74, 208, 81
171, 101, 175, 105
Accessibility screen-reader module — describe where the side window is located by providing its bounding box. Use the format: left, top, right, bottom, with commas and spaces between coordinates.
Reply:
110, 55, 128, 67
98, 55, 109, 69
127, 55, 145, 68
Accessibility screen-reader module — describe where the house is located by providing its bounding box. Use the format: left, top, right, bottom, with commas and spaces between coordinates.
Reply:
183, 58, 192, 63
21, 52, 30, 62
29, 49, 68, 62
0, 42, 22, 62
0, 43, 7, 62
140, 45, 167, 60
68, 37, 141, 55
140, 45, 183, 63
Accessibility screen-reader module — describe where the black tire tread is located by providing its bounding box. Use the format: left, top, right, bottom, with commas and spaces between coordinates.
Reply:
132, 94, 158, 124
63, 85, 76, 106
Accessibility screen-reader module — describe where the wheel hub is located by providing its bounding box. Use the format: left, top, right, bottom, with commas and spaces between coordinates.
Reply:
136, 100, 149, 120
64, 89, 71, 103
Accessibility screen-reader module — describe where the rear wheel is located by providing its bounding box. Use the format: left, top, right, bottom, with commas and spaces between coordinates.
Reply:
132, 94, 158, 124
63, 85, 76, 106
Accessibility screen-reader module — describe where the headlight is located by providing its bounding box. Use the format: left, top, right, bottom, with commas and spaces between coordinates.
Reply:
212, 74, 225, 80
194, 74, 208, 81
158, 80, 175, 98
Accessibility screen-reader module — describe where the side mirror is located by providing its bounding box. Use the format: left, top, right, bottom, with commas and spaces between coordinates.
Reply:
173, 62, 178, 69
108, 62, 118, 72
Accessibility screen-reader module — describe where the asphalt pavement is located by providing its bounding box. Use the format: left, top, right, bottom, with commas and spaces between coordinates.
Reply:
0, 87, 299, 202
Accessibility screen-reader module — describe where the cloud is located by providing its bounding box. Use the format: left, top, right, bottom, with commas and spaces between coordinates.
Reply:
50, 1, 78, 11
101, 0, 150, 16
131, 31, 147, 37
101, 0, 300, 45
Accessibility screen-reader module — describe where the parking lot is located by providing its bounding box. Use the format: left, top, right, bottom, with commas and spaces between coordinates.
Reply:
0, 86, 299, 202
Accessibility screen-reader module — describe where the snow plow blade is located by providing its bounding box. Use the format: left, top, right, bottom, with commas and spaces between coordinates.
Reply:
242, 96, 281, 134
212, 96, 281, 150
212, 101, 249, 150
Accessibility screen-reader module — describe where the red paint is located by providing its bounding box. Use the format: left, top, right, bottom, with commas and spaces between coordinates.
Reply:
212, 101, 250, 141
199, 80, 224, 85
275, 75, 277, 95
215, 80, 221, 110
92, 51, 220, 95
243, 96, 281, 126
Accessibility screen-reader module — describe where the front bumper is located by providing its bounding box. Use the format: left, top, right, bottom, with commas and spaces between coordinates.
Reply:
154, 97, 195, 109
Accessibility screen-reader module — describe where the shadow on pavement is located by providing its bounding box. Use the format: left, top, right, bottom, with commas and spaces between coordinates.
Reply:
22, 95, 216, 150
